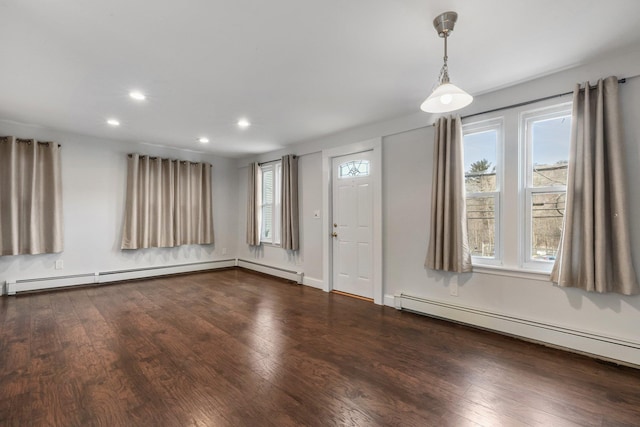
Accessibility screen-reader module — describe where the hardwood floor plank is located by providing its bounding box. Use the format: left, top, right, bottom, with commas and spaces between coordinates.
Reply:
0, 392, 31, 427
445, 396, 531, 427
476, 364, 611, 426
463, 384, 587, 427
48, 292, 105, 381
439, 410, 485, 427
1, 268, 639, 426
26, 293, 68, 426
0, 296, 31, 402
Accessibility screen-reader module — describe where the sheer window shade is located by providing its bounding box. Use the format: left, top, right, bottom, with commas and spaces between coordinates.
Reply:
0, 136, 63, 255
121, 154, 213, 249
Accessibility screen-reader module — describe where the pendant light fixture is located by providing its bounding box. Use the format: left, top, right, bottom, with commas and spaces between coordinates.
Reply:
420, 11, 473, 113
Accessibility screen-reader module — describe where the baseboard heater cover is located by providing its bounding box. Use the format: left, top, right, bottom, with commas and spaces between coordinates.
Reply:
5, 259, 236, 295
236, 258, 303, 284
396, 293, 640, 367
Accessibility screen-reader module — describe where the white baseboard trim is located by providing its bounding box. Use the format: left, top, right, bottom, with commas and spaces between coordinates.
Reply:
302, 276, 324, 289
97, 259, 236, 284
5, 259, 236, 295
396, 293, 640, 367
5, 274, 97, 295
237, 259, 303, 284
384, 293, 397, 308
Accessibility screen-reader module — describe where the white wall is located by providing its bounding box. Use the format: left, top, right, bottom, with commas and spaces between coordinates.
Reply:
0, 122, 238, 289
235, 46, 640, 358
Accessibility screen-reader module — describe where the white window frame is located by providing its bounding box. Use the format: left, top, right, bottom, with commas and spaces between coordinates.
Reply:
461, 96, 573, 277
520, 103, 572, 270
260, 160, 282, 245
462, 118, 504, 266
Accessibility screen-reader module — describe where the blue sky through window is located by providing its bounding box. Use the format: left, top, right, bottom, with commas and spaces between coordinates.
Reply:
464, 115, 571, 172
464, 130, 497, 172
532, 115, 571, 166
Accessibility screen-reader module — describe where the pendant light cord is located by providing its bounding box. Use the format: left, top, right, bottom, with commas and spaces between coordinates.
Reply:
438, 33, 451, 85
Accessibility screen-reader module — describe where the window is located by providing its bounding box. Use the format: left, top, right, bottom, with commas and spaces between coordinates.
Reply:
339, 160, 370, 178
463, 119, 502, 262
462, 101, 571, 272
260, 161, 282, 244
523, 106, 571, 265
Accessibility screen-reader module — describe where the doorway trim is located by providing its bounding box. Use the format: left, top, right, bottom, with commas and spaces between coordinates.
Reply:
322, 137, 383, 305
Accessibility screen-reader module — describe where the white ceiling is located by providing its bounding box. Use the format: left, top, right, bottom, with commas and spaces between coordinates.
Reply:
2, 0, 640, 158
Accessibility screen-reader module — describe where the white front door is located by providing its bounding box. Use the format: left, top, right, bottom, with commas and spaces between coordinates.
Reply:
331, 151, 373, 299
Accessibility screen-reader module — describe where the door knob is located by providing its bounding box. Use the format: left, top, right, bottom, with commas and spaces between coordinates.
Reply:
331, 232, 338, 238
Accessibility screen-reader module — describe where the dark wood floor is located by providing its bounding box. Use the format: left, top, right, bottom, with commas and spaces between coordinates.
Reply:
1, 269, 639, 426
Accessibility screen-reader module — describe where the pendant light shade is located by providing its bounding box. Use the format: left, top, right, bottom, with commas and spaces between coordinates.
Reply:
420, 83, 473, 113
421, 11, 473, 113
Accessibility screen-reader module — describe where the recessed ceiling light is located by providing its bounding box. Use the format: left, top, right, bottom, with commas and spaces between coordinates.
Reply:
129, 90, 146, 101
107, 118, 120, 126
198, 137, 210, 144
237, 118, 250, 128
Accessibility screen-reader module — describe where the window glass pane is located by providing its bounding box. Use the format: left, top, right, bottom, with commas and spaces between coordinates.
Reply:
261, 167, 274, 242
339, 160, 369, 178
531, 192, 565, 261
466, 196, 495, 258
263, 169, 273, 204
531, 115, 570, 187
262, 205, 272, 240
464, 130, 497, 193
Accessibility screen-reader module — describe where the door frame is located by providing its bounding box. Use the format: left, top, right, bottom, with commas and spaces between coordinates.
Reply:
322, 137, 383, 304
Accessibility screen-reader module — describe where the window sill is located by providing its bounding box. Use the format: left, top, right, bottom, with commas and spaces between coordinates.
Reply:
260, 242, 282, 248
471, 264, 551, 282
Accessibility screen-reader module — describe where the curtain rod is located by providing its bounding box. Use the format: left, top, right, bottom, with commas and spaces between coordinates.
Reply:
0, 137, 62, 148
258, 154, 296, 166
458, 76, 635, 122
127, 153, 209, 166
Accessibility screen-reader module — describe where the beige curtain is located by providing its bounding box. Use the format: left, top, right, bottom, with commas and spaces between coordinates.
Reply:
0, 136, 63, 255
121, 154, 213, 249
425, 116, 472, 273
246, 162, 261, 246
281, 154, 299, 250
174, 160, 214, 246
551, 77, 639, 295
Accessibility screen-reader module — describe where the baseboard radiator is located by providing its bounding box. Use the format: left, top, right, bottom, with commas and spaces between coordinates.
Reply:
4, 259, 236, 295
236, 258, 303, 284
395, 293, 640, 368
